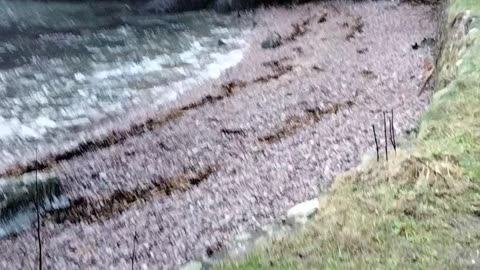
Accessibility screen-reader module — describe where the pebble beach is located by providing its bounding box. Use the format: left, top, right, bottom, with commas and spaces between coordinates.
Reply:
0, 1, 440, 269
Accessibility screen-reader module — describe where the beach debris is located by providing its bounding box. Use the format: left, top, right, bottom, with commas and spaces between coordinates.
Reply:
220, 128, 247, 137
261, 16, 313, 49
346, 16, 364, 41
259, 101, 354, 143
361, 69, 378, 79
318, 12, 328, 23
293, 46, 304, 54
412, 37, 436, 50
312, 65, 325, 72
46, 166, 216, 224
262, 57, 290, 66
206, 241, 224, 257
357, 47, 368, 54
285, 18, 311, 42
222, 79, 248, 95
262, 57, 291, 72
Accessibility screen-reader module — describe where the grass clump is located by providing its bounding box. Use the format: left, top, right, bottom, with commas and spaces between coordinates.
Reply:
216, 1, 480, 269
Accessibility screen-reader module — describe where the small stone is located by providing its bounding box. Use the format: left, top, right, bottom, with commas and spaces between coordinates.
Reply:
261, 32, 282, 49
286, 198, 319, 226
318, 12, 327, 23
218, 39, 227, 46
179, 261, 202, 270
99, 172, 107, 180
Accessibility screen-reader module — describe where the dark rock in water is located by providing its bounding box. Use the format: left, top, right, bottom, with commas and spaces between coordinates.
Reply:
0, 171, 68, 238
218, 39, 227, 46
261, 32, 282, 49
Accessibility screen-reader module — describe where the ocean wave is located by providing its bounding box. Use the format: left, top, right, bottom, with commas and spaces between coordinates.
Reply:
0, 5, 249, 170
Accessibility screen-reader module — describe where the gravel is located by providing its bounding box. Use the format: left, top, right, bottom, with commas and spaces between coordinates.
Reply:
0, 1, 439, 269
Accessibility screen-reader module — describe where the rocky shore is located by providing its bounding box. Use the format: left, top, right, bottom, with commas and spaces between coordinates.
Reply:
0, 1, 439, 269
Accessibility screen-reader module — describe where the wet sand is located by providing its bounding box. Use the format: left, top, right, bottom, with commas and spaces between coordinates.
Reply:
0, 1, 439, 269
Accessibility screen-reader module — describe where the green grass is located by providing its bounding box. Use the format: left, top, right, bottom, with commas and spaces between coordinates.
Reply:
450, 0, 480, 17
215, 1, 480, 269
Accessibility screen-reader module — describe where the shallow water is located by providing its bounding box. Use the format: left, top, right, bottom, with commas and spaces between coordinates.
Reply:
0, 0, 248, 168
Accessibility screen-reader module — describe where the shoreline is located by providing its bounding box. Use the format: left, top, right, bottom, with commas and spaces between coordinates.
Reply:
0, 1, 439, 269
218, 1, 480, 268
0, 9, 252, 174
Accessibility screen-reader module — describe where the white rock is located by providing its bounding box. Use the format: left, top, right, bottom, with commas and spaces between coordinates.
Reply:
286, 199, 319, 226
234, 231, 252, 242
179, 261, 202, 270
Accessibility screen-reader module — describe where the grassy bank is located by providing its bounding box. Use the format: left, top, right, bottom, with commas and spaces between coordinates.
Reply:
215, 1, 480, 269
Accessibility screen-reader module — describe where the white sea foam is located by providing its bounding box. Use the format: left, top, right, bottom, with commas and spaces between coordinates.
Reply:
93, 55, 167, 80
0, 115, 59, 141
0, 118, 16, 139
0, 10, 250, 170
204, 48, 244, 79
74, 72, 86, 82
0, 117, 42, 140
35, 116, 57, 129
179, 40, 204, 65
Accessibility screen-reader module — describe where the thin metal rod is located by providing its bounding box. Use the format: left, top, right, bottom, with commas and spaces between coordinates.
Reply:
35, 148, 42, 270
372, 124, 379, 162
131, 231, 137, 270
383, 112, 388, 161
390, 109, 396, 152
